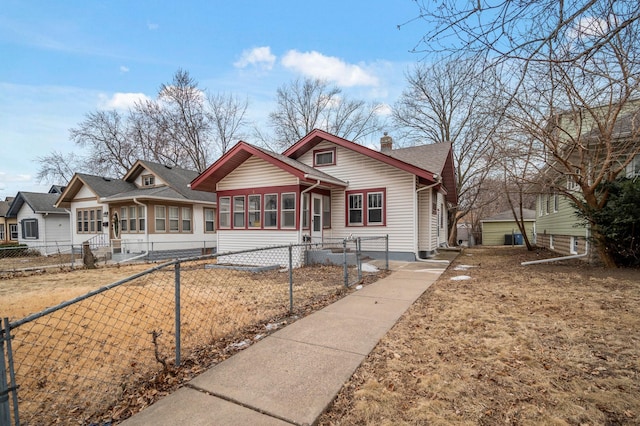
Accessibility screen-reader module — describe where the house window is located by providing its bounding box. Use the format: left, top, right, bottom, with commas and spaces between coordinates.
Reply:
545, 194, 550, 215
138, 206, 146, 231
142, 175, 155, 187
368, 192, 383, 225
570, 237, 578, 254
22, 219, 38, 239
549, 235, 554, 249
0, 224, 4, 241
323, 195, 331, 228
348, 194, 363, 225
129, 206, 137, 232
76, 208, 102, 234
281, 193, 296, 228
313, 148, 336, 167
169, 207, 180, 232
264, 194, 277, 228
233, 196, 245, 228
182, 207, 192, 232
204, 208, 216, 232
9, 224, 18, 240
626, 154, 640, 178
219, 197, 230, 229
155, 206, 166, 232
248, 195, 261, 228
553, 192, 559, 213
302, 194, 310, 229
347, 188, 386, 226
120, 207, 128, 232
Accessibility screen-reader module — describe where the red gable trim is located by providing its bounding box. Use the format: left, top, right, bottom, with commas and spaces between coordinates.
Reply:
191, 141, 335, 193
284, 129, 440, 184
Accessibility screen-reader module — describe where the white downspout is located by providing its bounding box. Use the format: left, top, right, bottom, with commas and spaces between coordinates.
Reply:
415, 176, 442, 260
300, 177, 321, 243
521, 228, 590, 266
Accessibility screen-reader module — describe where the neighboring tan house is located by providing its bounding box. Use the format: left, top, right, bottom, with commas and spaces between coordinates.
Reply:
0, 197, 18, 245
55, 160, 217, 260
190, 129, 457, 262
6, 186, 70, 254
480, 209, 536, 246
535, 103, 640, 258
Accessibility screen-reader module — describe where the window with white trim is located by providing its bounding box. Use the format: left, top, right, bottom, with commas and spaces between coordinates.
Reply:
281, 193, 296, 228
204, 208, 216, 232
120, 207, 128, 232
233, 196, 245, 228
553, 192, 559, 213
368, 192, 383, 224
142, 175, 155, 187
264, 194, 277, 228
570, 237, 578, 254
155, 206, 166, 232
348, 193, 363, 225
0, 224, 5, 241
626, 154, 640, 178
314, 149, 335, 166
129, 206, 137, 232
9, 224, 18, 240
302, 194, 310, 229
248, 195, 261, 228
138, 206, 145, 231
347, 189, 386, 227
219, 197, 230, 229
76, 208, 102, 233
323, 195, 331, 228
169, 207, 180, 232
182, 207, 192, 232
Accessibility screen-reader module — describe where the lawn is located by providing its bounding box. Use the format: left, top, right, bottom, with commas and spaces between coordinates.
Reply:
318, 246, 640, 425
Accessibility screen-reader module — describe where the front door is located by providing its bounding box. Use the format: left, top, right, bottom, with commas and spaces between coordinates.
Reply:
311, 194, 322, 243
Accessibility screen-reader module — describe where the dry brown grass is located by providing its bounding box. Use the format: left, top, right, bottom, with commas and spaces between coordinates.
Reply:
319, 247, 640, 426
2, 259, 365, 425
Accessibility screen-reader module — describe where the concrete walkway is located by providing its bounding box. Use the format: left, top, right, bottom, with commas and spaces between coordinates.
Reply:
121, 256, 455, 426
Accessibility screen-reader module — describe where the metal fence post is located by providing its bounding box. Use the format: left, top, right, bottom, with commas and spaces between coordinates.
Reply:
0, 320, 11, 426
71, 244, 75, 269
174, 263, 181, 367
288, 245, 293, 314
343, 239, 348, 287
385, 234, 389, 271
357, 238, 362, 282
3, 319, 18, 426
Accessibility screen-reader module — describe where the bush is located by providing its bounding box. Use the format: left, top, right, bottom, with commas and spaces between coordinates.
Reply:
577, 178, 640, 267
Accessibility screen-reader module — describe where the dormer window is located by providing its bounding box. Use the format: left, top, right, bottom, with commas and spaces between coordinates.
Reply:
142, 174, 155, 187
313, 148, 336, 167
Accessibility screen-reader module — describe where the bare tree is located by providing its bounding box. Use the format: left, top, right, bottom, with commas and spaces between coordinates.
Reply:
35, 151, 85, 184
393, 57, 501, 245
504, 16, 640, 266
207, 93, 249, 155
38, 70, 250, 182
269, 78, 384, 149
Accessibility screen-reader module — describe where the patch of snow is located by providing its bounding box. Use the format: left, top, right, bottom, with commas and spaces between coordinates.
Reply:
361, 263, 379, 272
355, 285, 363, 290
451, 275, 472, 281
453, 264, 476, 271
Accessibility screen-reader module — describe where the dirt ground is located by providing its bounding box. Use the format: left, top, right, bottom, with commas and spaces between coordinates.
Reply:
318, 247, 640, 426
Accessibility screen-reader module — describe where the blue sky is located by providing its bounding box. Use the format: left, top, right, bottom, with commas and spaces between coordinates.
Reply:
0, 0, 427, 199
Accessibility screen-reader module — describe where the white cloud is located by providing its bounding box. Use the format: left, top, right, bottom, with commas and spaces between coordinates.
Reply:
234, 46, 276, 70
120, 65, 129, 73
281, 50, 379, 87
569, 16, 608, 39
376, 103, 393, 116
98, 92, 150, 110
147, 22, 159, 30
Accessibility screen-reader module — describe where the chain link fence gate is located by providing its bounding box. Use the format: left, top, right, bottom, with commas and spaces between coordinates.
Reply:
0, 236, 388, 425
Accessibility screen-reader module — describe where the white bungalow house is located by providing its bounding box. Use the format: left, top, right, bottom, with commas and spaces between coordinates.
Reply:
55, 160, 217, 261
6, 185, 70, 255
190, 129, 457, 261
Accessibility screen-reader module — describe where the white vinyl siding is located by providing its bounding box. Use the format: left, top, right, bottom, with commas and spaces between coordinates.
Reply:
217, 156, 298, 190
298, 142, 418, 254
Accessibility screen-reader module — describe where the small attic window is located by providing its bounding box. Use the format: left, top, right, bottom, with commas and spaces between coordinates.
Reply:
314, 148, 336, 167
142, 175, 155, 187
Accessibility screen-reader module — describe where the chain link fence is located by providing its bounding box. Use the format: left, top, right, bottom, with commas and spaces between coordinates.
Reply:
0, 236, 388, 425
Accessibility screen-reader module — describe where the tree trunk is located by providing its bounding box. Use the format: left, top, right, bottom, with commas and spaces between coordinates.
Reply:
592, 230, 618, 268
82, 242, 96, 269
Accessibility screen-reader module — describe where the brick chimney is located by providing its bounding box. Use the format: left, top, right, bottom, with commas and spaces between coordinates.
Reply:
380, 132, 393, 152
